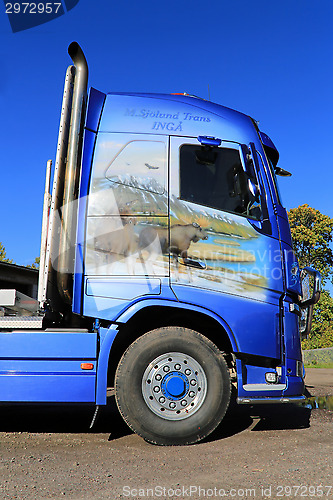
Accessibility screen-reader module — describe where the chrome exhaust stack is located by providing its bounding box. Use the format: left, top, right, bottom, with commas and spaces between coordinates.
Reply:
43, 42, 88, 309
57, 42, 88, 304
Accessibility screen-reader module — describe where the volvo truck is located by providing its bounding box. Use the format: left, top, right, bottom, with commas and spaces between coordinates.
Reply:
0, 42, 321, 445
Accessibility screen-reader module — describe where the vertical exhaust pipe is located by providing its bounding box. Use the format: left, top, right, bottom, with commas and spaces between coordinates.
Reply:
42, 64, 75, 310
57, 42, 88, 304
38, 159, 52, 306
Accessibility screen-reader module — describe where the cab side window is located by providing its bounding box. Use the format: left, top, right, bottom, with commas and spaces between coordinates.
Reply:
88, 134, 168, 217
179, 145, 262, 220
105, 140, 167, 196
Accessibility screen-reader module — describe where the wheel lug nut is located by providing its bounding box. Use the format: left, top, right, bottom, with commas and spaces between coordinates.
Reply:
159, 396, 165, 404
169, 402, 176, 409
155, 374, 162, 381
174, 364, 181, 370
163, 366, 170, 372
190, 379, 197, 386
181, 400, 187, 407
185, 369, 191, 375
153, 386, 160, 393
189, 391, 195, 398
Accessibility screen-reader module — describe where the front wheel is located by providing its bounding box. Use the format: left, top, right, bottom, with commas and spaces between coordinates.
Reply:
115, 327, 231, 445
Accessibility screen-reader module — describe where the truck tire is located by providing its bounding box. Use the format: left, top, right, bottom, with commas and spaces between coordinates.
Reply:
115, 326, 231, 445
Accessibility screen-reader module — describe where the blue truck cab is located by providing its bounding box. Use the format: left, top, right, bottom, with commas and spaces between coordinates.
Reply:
0, 43, 320, 445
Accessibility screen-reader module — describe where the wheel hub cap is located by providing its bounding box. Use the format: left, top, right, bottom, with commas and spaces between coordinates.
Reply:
162, 372, 188, 399
142, 352, 207, 420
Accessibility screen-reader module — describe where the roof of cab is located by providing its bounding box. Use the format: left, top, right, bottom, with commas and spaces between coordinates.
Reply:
106, 91, 251, 123
92, 91, 260, 145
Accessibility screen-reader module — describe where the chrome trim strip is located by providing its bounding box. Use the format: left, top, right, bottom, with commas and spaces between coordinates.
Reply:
237, 395, 306, 405
243, 383, 286, 391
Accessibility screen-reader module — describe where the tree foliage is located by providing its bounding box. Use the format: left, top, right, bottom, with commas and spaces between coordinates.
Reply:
302, 290, 333, 349
27, 257, 40, 270
0, 242, 13, 264
288, 205, 333, 349
288, 204, 333, 285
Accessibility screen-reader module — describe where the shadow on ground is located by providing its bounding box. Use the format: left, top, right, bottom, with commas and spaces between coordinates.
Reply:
202, 399, 311, 444
0, 395, 311, 443
0, 396, 129, 436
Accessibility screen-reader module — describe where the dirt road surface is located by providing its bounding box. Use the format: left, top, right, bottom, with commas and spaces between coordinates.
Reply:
0, 369, 332, 500
305, 368, 333, 397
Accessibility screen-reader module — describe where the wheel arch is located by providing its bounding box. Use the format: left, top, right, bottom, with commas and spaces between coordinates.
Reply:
104, 299, 238, 392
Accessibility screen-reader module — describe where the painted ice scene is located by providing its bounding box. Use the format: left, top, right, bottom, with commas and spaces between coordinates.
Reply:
84, 134, 282, 300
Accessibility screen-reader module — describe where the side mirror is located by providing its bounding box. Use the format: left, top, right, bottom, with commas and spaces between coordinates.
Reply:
300, 267, 321, 308
275, 167, 292, 177
243, 144, 262, 200
299, 267, 321, 339
248, 178, 261, 203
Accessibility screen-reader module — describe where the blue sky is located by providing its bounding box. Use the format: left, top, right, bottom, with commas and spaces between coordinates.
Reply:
0, 0, 332, 266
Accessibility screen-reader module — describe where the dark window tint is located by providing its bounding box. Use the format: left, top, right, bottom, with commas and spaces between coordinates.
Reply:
180, 145, 261, 219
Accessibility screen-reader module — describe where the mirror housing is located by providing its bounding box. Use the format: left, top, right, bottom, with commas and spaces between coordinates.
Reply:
300, 267, 321, 308
299, 267, 321, 339
275, 166, 292, 177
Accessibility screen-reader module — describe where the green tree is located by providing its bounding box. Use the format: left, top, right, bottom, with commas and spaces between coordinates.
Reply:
288, 204, 333, 284
288, 205, 333, 349
0, 242, 13, 263
302, 290, 333, 349
27, 257, 40, 270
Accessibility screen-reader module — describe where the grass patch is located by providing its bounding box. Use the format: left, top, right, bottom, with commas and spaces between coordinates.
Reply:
304, 362, 333, 369
302, 347, 333, 369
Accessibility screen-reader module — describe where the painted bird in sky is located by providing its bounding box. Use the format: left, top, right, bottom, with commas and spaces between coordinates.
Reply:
145, 163, 159, 170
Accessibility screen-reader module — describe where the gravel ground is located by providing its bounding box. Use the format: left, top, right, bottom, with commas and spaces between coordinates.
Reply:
0, 370, 332, 500
305, 368, 333, 397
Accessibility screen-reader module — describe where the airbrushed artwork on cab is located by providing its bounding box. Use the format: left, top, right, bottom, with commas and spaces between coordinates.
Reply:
85, 134, 280, 299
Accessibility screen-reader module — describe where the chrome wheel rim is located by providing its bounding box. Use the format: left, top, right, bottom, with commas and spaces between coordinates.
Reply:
142, 352, 207, 420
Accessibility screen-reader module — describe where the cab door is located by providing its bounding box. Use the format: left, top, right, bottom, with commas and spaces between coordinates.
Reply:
82, 133, 170, 321
169, 136, 283, 359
